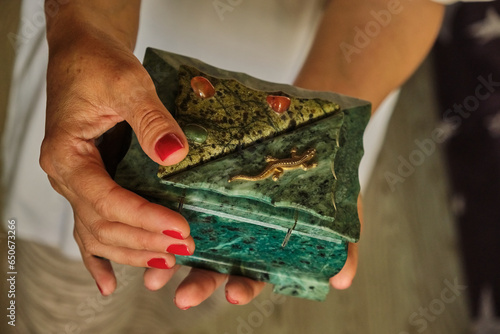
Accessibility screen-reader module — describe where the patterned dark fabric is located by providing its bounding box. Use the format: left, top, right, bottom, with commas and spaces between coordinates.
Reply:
434, 0, 500, 318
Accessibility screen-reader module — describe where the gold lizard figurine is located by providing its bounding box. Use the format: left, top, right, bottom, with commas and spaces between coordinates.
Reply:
228, 147, 317, 182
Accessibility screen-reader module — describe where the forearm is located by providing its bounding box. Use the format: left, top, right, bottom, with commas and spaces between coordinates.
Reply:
45, 0, 141, 53
295, 0, 444, 111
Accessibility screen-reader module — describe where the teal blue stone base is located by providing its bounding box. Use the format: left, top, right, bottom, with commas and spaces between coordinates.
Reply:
177, 207, 347, 300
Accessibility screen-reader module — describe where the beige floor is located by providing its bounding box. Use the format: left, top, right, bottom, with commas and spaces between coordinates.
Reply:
0, 3, 469, 334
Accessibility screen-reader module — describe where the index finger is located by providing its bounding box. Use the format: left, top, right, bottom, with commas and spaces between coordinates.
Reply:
65, 154, 190, 238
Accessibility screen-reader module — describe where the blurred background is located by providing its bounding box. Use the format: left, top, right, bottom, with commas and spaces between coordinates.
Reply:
1, 1, 499, 333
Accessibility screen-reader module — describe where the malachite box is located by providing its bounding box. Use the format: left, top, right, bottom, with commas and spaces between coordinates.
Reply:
114, 48, 371, 301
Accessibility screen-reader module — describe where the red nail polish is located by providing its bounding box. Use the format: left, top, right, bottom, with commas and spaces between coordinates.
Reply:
96, 282, 104, 295
155, 133, 184, 161
167, 244, 191, 256
226, 294, 239, 305
147, 258, 171, 269
162, 230, 184, 240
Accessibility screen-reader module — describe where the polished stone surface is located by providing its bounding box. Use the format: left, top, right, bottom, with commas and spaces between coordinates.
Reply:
114, 48, 370, 300
159, 65, 341, 177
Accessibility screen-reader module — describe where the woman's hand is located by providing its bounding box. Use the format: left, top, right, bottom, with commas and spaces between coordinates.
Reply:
40, 1, 194, 295
41, 1, 268, 304
145, 267, 267, 308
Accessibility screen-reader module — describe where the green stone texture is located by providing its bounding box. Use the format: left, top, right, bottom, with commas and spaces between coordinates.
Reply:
114, 48, 371, 300
159, 65, 340, 176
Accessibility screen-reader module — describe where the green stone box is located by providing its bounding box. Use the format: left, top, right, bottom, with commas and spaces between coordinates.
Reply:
114, 48, 371, 301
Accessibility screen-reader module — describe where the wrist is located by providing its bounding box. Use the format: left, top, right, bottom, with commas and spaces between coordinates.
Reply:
45, 1, 139, 55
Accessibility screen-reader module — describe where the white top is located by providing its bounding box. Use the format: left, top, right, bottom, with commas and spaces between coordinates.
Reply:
2, 0, 471, 258
2, 0, 327, 258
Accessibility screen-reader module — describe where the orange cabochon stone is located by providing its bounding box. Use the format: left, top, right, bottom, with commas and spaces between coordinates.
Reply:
190, 76, 216, 99
266, 95, 291, 113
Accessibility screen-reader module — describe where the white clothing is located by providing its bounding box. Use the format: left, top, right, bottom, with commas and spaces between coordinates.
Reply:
2, 0, 328, 259
4, 0, 463, 258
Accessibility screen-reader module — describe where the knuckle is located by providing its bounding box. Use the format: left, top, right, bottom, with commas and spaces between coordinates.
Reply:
81, 236, 99, 255
128, 67, 156, 97
39, 139, 55, 175
196, 270, 219, 289
88, 221, 106, 244
39, 137, 69, 197
91, 185, 119, 219
134, 201, 151, 230
73, 228, 79, 242
46, 175, 64, 196
135, 108, 167, 143
92, 196, 109, 219
132, 232, 152, 251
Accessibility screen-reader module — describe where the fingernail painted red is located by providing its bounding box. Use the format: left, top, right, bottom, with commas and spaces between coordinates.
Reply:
147, 258, 170, 269
162, 230, 184, 240
155, 133, 184, 161
96, 282, 103, 295
167, 244, 191, 256
226, 294, 239, 305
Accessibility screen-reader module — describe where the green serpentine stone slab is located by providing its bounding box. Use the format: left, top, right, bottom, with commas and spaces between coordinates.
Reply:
159, 65, 341, 176
114, 48, 371, 300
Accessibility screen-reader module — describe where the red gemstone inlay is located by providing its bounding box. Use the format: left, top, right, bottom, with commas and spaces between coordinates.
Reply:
266, 95, 291, 113
191, 76, 215, 99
